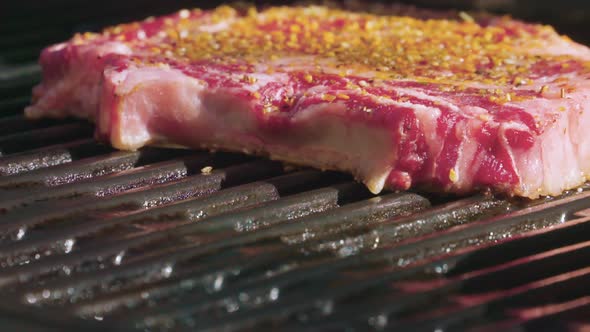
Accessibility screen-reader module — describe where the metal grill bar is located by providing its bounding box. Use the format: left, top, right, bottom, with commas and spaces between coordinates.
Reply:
0, 151, 246, 209
0, 139, 104, 176
117, 197, 504, 330
0, 160, 283, 236
2, 190, 424, 296
0, 149, 159, 190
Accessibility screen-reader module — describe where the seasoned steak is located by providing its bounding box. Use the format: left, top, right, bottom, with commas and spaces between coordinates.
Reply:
26, 5, 590, 198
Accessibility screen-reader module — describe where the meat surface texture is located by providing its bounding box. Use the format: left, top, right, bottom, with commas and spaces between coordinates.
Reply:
26, 5, 590, 198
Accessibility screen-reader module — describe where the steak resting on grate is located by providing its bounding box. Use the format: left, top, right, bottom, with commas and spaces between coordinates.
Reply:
25, 5, 590, 198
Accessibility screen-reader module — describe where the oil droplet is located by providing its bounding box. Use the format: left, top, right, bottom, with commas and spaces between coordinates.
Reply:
269, 287, 279, 301
224, 298, 239, 313
113, 251, 125, 265
238, 292, 250, 302
63, 239, 75, 253
16, 227, 26, 240
26, 294, 37, 304
434, 263, 449, 274
396, 257, 409, 267
213, 274, 224, 291
161, 264, 173, 278
316, 299, 333, 315
368, 314, 388, 330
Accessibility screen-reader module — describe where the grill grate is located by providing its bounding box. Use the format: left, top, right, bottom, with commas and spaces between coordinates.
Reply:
2, 3, 590, 331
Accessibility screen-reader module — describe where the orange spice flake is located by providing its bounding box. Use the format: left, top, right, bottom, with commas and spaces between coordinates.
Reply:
449, 168, 458, 183
321, 93, 337, 102
283, 96, 296, 105
242, 75, 257, 84
104, 5, 583, 86
539, 85, 549, 95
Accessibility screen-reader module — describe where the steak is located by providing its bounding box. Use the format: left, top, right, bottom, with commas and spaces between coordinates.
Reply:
25, 5, 590, 198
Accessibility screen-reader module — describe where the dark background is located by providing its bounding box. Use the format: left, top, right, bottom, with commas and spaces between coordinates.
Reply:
1, 0, 590, 67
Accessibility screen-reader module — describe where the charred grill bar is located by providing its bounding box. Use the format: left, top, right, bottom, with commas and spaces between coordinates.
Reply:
1, 1, 590, 331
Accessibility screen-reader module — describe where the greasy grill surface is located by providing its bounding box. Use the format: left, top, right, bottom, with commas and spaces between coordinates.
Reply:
2, 3, 590, 331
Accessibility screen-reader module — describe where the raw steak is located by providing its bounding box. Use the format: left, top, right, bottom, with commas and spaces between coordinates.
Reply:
25, 5, 590, 198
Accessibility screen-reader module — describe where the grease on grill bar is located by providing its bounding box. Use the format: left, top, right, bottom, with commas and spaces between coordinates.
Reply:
2, 28, 590, 332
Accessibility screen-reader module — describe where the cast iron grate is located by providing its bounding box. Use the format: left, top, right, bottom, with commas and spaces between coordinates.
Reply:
1, 3, 590, 331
